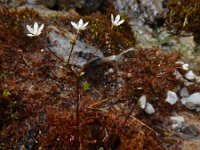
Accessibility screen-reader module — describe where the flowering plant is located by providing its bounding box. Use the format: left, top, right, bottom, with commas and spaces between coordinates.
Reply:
26, 22, 44, 37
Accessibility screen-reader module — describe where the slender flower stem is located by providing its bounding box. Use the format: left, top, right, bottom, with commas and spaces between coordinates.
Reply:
67, 44, 75, 64
76, 76, 80, 140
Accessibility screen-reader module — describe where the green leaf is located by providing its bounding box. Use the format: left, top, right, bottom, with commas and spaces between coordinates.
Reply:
98, 147, 104, 150
3, 89, 10, 97
82, 82, 90, 91
0, 72, 5, 78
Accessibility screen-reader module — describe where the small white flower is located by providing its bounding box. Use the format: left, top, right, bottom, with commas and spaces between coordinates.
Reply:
175, 61, 189, 70
71, 19, 88, 33
182, 63, 189, 70
111, 14, 124, 27
26, 22, 44, 37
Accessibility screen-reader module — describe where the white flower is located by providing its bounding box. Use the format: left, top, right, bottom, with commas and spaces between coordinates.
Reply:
182, 63, 189, 70
111, 14, 124, 27
71, 19, 88, 33
175, 61, 189, 70
26, 22, 44, 37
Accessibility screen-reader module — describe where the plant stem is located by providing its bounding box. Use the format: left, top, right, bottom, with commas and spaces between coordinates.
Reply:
67, 44, 75, 64
76, 76, 80, 139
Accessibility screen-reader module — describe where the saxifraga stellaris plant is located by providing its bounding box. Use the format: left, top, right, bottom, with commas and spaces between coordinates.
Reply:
25, 14, 125, 148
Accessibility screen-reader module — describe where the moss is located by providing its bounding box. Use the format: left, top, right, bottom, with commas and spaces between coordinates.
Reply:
83, 13, 135, 56
166, 0, 200, 35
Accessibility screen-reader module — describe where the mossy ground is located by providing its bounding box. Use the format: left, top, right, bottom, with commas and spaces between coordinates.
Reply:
166, 0, 200, 43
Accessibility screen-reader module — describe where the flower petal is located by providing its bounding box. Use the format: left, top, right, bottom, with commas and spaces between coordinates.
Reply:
27, 33, 35, 37
83, 22, 89, 28
111, 14, 114, 24
33, 22, 38, 34
71, 21, 78, 29
115, 15, 120, 23
78, 19, 83, 28
38, 24, 44, 35
116, 19, 124, 26
26, 25, 34, 34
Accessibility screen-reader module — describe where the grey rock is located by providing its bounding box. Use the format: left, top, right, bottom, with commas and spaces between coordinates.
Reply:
76, 0, 103, 13
166, 91, 178, 105
181, 124, 199, 139
114, 0, 165, 25
139, 95, 147, 109
32, 0, 57, 8
170, 116, 185, 129
114, 0, 196, 54
180, 87, 189, 98
47, 27, 136, 69
144, 102, 155, 115
27, 0, 103, 13
185, 70, 197, 81
48, 29, 104, 68
181, 92, 200, 111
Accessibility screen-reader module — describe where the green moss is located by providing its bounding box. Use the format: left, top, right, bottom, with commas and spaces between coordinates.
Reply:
166, 0, 200, 33
83, 13, 135, 56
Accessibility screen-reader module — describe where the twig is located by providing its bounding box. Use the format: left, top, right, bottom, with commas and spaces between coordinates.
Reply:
121, 102, 135, 127
88, 99, 108, 109
18, 49, 29, 66
130, 115, 158, 136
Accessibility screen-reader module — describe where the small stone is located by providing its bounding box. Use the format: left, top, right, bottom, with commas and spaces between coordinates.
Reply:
181, 92, 200, 111
181, 124, 199, 139
166, 91, 178, 105
36, 0, 57, 8
138, 95, 146, 109
108, 68, 114, 74
196, 76, 200, 84
173, 70, 184, 80
185, 70, 196, 81
170, 116, 185, 129
144, 102, 155, 115
180, 87, 189, 98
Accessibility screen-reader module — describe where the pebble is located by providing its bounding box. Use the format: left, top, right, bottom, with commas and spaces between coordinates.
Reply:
185, 70, 196, 81
180, 87, 189, 98
181, 124, 199, 139
166, 91, 178, 105
181, 92, 200, 111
